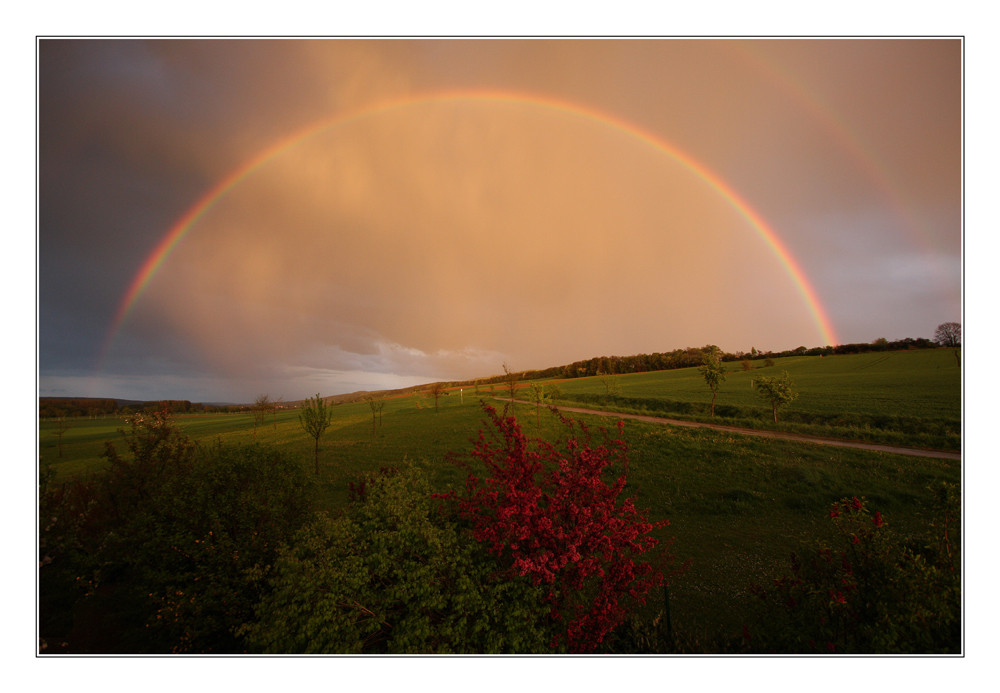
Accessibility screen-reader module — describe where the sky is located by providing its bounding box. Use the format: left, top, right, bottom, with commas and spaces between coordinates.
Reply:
37, 38, 962, 403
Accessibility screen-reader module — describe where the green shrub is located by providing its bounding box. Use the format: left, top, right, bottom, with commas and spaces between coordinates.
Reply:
241, 465, 553, 653
39, 410, 314, 653
743, 495, 960, 653
121, 442, 314, 652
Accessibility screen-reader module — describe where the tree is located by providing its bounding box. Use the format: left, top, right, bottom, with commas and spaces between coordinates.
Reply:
501, 363, 520, 414
366, 396, 386, 436
298, 393, 334, 475
600, 375, 623, 398
252, 394, 271, 440
427, 382, 446, 412
754, 371, 798, 423
528, 382, 549, 428
502, 363, 519, 400
546, 382, 562, 400
934, 322, 961, 347
698, 350, 726, 417
51, 417, 72, 457
272, 396, 284, 431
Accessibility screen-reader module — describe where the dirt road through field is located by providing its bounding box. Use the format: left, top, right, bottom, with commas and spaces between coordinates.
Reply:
496, 399, 961, 461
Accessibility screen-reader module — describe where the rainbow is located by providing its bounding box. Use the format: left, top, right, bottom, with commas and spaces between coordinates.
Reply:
101, 89, 838, 362
729, 41, 953, 276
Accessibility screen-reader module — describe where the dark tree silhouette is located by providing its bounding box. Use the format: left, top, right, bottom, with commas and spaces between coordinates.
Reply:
934, 322, 961, 347
252, 394, 271, 440
427, 383, 446, 412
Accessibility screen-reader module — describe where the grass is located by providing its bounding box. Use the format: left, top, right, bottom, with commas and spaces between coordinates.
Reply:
620, 419, 958, 640
38, 369, 961, 647
526, 349, 961, 450
40, 393, 501, 510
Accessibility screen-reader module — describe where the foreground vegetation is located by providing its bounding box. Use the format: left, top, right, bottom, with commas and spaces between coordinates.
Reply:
39, 358, 961, 653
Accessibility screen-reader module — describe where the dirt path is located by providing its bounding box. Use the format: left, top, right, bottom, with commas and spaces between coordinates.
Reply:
497, 399, 961, 461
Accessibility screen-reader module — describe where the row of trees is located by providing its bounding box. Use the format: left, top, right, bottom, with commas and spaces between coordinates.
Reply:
39, 398, 290, 420
39, 398, 204, 419
38, 398, 122, 419
459, 330, 953, 394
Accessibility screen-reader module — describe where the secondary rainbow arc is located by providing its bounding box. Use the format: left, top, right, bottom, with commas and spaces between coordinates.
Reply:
731, 42, 943, 258
101, 89, 839, 365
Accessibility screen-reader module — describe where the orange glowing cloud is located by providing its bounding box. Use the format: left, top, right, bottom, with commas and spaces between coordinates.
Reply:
115, 93, 834, 382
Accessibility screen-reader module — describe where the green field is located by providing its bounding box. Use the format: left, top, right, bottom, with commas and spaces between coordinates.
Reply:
38, 350, 961, 650
40, 393, 491, 505
527, 349, 961, 451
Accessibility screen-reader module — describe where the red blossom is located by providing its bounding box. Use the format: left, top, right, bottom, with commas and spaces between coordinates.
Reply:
439, 403, 670, 653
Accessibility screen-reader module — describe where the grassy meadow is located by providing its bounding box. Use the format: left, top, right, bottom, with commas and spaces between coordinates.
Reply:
531, 348, 962, 451
39, 349, 961, 650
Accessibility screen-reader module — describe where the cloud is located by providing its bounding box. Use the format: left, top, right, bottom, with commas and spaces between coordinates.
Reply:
39, 40, 961, 401
114, 99, 826, 396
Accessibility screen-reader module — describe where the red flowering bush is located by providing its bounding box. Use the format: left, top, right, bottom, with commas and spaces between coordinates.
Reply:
745, 495, 960, 653
437, 403, 671, 652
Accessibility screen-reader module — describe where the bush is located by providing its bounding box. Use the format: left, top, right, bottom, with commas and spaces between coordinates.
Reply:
743, 495, 960, 653
121, 442, 314, 652
438, 403, 672, 652
39, 411, 314, 653
242, 465, 552, 653
40, 409, 200, 652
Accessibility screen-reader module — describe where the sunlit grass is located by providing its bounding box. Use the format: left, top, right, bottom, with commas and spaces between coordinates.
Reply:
526, 349, 961, 450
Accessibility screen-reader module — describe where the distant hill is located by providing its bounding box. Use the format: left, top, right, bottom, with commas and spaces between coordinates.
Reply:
41, 335, 947, 416
38, 397, 233, 418
287, 386, 425, 408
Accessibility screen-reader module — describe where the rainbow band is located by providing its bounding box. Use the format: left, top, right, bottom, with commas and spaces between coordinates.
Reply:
103, 89, 838, 362
731, 43, 940, 258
